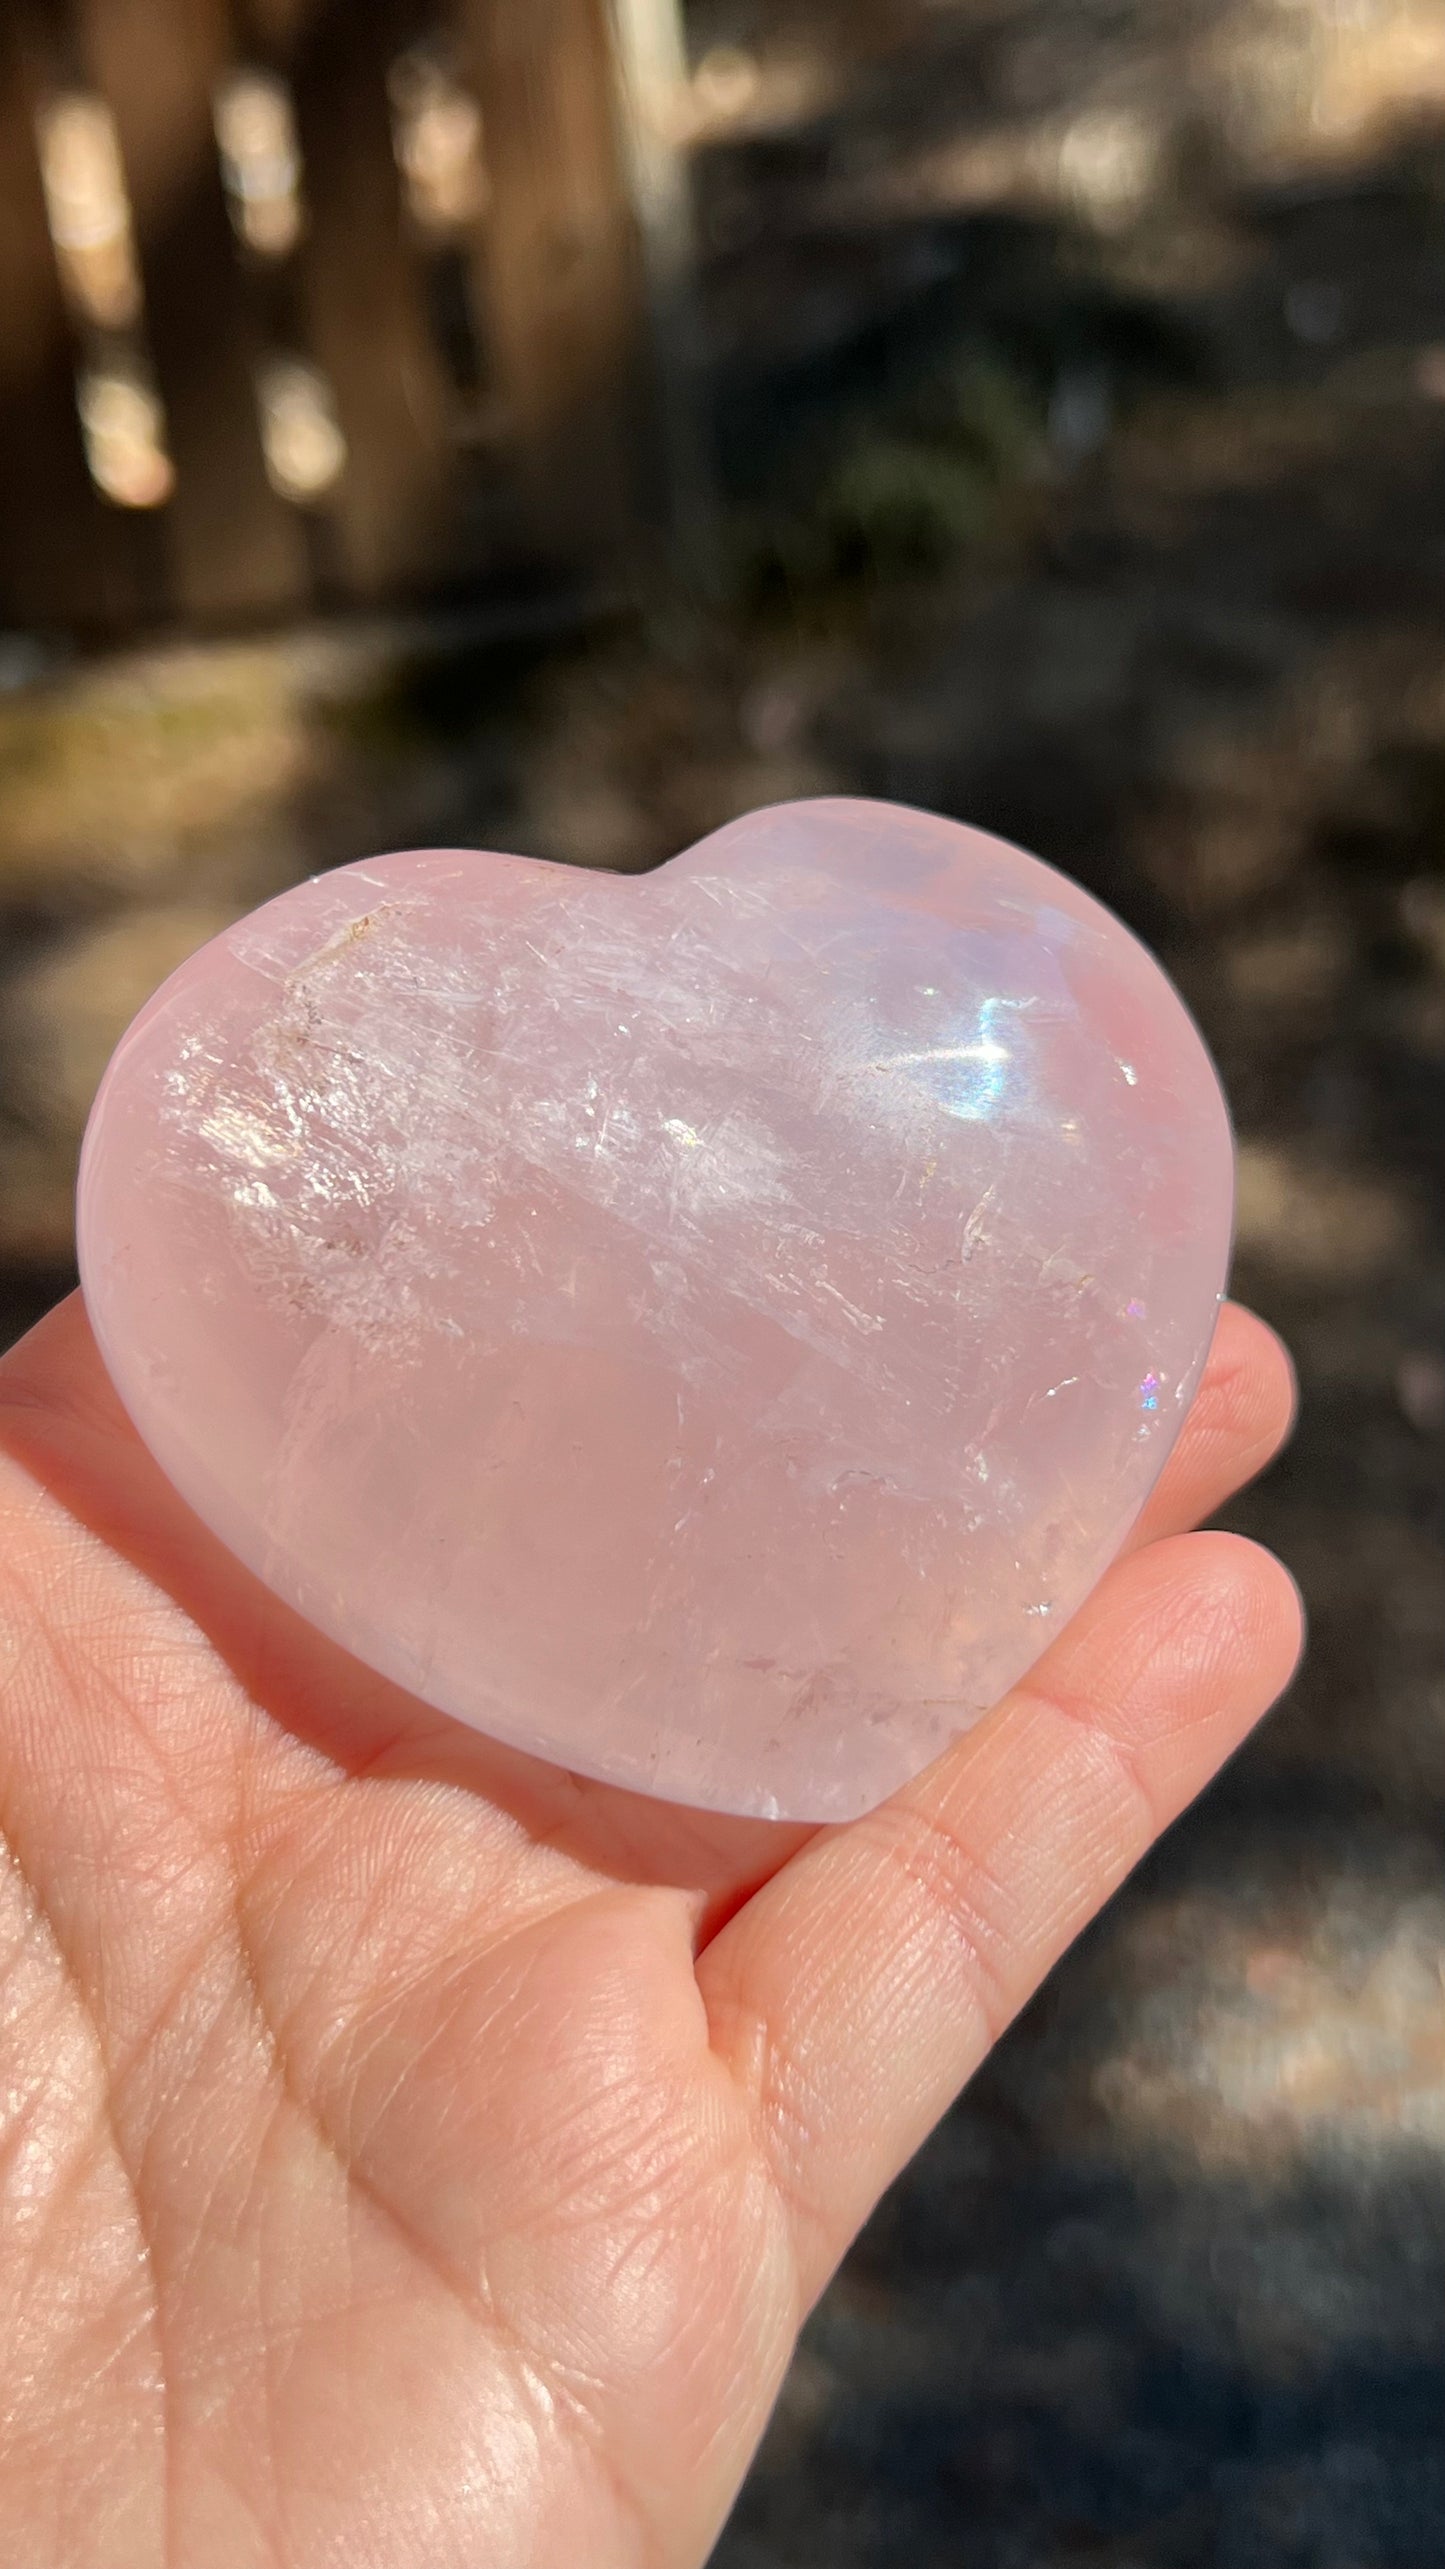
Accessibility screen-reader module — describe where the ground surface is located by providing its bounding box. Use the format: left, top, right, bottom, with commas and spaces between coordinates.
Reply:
2, 0, 1445, 2560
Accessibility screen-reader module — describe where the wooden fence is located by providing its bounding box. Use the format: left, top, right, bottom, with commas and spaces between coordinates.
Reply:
0, 0, 649, 636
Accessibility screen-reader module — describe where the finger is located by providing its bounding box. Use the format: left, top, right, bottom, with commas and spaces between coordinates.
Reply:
699, 1528, 1303, 2304
1128, 1301, 1296, 1551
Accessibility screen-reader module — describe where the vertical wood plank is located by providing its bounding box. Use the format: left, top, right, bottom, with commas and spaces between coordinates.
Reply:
0, 4, 143, 633
458, 0, 645, 565
288, 0, 467, 600
608, 0, 720, 581
74, 0, 311, 624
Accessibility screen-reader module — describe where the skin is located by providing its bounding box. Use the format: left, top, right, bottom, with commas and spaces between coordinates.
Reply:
0, 1292, 1301, 2568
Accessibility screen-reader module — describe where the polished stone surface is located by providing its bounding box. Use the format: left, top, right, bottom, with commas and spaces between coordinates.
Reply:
77, 800, 1233, 1818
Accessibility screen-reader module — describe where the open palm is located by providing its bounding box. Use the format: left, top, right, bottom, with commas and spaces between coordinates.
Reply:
0, 1294, 1300, 2567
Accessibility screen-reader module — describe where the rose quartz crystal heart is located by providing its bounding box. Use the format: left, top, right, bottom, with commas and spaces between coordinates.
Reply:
77, 799, 1233, 1820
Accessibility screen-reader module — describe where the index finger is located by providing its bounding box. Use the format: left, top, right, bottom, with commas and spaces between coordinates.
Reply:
1127, 1300, 1296, 1551
699, 1525, 1303, 2304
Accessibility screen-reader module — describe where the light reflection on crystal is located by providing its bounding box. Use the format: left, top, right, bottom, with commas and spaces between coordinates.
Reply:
873, 992, 1039, 1122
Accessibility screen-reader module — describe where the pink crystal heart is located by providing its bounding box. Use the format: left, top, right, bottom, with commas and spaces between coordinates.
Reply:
77, 799, 1233, 1821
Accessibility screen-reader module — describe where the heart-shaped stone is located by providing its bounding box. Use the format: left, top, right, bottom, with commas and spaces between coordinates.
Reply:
77, 799, 1232, 1820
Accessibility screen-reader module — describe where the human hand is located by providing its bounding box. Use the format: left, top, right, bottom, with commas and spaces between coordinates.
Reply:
0, 1293, 1299, 2567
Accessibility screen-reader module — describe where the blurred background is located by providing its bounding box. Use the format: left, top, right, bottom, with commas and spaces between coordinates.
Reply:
2, 0, 1445, 2558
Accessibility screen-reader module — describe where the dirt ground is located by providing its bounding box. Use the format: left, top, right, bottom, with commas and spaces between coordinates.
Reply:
2, 0, 1445, 2559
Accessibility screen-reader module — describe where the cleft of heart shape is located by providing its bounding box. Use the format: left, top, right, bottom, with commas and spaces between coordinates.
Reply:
77, 798, 1234, 1820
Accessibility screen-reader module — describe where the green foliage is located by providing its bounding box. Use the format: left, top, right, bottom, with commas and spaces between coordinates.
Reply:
743, 349, 1046, 610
